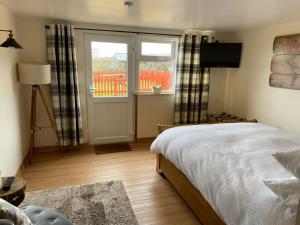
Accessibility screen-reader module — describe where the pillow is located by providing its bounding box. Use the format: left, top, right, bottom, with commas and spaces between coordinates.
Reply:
0, 198, 32, 225
273, 149, 300, 178
264, 177, 300, 211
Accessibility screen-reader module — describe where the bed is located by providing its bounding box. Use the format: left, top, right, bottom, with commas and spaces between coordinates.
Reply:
150, 122, 300, 225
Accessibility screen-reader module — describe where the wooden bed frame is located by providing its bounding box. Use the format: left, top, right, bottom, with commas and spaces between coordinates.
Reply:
156, 154, 225, 225
156, 120, 257, 225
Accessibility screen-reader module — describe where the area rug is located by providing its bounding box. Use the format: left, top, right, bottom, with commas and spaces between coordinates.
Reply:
20, 181, 138, 225
94, 143, 132, 154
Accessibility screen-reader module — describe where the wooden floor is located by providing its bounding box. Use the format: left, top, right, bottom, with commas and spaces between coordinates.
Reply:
21, 142, 201, 225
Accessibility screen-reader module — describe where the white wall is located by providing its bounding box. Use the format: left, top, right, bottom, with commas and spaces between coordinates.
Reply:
225, 21, 300, 133
136, 68, 228, 137
0, 4, 30, 176
15, 16, 231, 145
66, 26, 231, 139
15, 17, 58, 147
137, 94, 175, 137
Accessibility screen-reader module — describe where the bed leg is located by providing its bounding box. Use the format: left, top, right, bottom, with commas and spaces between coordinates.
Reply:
157, 170, 166, 178
156, 154, 166, 178
156, 166, 165, 177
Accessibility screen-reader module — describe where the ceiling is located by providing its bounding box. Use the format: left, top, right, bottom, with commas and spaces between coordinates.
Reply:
1, 0, 300, 31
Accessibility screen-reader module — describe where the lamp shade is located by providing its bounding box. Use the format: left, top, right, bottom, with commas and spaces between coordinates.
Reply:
0, 32, 23, 49
18, 63, 51, 85
1, 35, 23, 49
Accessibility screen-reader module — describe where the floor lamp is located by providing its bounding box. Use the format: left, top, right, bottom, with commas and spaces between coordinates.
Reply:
18, 63, 60, 164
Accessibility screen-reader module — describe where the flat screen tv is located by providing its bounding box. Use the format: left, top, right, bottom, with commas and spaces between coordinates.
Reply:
200, 43, 242, 68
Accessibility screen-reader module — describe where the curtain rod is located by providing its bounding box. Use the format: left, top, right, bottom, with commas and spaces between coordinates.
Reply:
44, 25, 181, 37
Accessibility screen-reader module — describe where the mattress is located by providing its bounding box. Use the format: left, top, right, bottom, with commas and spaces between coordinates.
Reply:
150, 123, 300, 225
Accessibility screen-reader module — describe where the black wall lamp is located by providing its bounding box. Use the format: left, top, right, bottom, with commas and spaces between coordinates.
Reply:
0, 29, 23, 49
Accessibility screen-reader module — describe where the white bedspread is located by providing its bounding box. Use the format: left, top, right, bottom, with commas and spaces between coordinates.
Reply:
150, 123, 300, 225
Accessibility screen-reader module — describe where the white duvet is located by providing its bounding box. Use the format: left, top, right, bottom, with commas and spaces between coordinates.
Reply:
150, 123, 300, 225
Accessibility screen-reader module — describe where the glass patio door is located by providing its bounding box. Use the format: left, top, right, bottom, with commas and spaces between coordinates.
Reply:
85, 34, 134, 144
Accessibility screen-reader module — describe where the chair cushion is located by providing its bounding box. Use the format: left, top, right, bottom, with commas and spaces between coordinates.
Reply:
21, 205, 73, 225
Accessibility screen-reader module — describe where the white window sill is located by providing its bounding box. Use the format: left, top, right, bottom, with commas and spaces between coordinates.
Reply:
134, 92, 175, 96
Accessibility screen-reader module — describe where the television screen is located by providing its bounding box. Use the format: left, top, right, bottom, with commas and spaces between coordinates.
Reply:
200, 43, 242, 68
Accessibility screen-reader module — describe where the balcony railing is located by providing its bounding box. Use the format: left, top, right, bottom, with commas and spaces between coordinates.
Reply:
93, 70, 172, 96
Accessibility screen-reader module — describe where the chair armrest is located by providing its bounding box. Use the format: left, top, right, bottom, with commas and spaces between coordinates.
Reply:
0, 219, 15, 225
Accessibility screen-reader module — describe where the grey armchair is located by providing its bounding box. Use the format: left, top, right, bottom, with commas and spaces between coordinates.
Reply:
21, 205, 73, 225
0, 219, 14, 225
0, 205, 72, 225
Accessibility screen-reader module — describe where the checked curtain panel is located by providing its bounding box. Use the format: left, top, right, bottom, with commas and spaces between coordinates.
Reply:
46, 24, 83, 147
174, 34, 210, 124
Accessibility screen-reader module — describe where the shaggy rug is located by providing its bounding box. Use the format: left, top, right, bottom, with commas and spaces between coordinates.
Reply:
20, 181, 138, 225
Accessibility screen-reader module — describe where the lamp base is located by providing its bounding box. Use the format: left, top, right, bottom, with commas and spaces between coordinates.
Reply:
28, 85, 60, 165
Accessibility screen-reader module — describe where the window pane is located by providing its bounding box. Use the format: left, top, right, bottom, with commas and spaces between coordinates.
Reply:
139, 61, 174, 92
141, 42, 172, 57
91, 41, 128, 97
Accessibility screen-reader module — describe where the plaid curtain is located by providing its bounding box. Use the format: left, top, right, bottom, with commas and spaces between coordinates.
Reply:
174, 34, 210, 124
46, 24, 83, 147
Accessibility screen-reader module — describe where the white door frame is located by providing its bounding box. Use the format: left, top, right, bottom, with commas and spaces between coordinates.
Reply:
84, 34, 135, 144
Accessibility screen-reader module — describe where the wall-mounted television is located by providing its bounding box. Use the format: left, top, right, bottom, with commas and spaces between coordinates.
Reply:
200, 43, 242, 68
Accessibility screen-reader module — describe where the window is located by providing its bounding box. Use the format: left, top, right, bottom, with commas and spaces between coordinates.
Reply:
137, 38, 178, 94
141, 42, 172, 57
91, 41, 128, 97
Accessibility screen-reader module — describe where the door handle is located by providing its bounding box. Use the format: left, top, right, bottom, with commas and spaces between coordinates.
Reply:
89, 87, 97, 97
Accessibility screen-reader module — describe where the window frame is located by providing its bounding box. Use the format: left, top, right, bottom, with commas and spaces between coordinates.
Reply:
135, 36, 179, 94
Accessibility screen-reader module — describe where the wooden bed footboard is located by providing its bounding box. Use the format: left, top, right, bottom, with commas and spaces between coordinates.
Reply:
158, 118, 257, 134
156, 154, 226, 225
